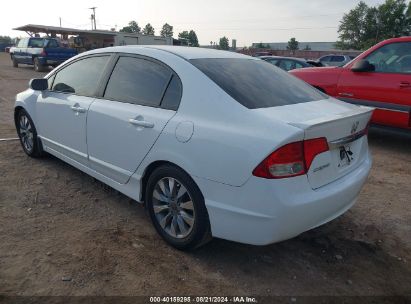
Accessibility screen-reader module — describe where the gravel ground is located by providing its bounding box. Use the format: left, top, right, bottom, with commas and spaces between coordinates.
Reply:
0, 53, 410, 302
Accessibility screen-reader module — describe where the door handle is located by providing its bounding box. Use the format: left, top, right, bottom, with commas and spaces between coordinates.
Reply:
399, 82, 411, 88
70, 105, 86, 113
128, 118, 154, 128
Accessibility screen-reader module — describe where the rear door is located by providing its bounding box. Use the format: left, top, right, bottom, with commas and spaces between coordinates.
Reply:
336, 41, 411, 129
87, 55, 181, 184
36, 55, 111, 165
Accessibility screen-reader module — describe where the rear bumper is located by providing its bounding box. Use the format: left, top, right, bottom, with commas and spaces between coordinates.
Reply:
194, 153, 372, 245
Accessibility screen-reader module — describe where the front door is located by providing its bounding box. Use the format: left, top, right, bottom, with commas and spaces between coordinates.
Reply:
36, 55, 112, 165
337, 41, 411, 129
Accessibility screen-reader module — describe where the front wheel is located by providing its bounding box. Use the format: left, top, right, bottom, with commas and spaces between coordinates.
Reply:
16, 109, 43, 157
146, 165, 211, 250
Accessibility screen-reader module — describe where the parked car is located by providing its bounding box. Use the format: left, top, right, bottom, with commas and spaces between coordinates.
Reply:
291, 37, 411, 130
260, 55, 314, 71
15, 46, 372, 249
9, 37, 77, 72
318, 54, 354, 67
253, 51, 273, 57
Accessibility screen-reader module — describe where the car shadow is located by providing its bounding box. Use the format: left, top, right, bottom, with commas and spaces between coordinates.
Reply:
368, 125, 411, 153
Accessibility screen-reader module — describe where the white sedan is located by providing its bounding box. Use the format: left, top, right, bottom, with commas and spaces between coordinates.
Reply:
15, 46, 373, 249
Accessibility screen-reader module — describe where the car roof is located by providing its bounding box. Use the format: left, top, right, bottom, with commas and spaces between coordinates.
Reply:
86, 45, 252, 60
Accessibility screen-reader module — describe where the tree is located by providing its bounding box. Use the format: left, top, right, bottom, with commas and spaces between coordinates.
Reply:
0, 36, 12, 44
160, 23, 173, 37
219, 36, 229, 50
178, 31, 190, 45
119, 21, 141, 33
142, 23, 155, 35
287, 37, 299, 51
178, 30, 199, 46
336, 0, 411, 50
188, 30, 199, 47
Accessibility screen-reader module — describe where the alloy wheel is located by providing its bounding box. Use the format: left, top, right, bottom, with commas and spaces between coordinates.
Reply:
19, 114, 34, 153
152, 177, 195, 239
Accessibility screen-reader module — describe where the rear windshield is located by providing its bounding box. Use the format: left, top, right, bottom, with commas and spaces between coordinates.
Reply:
190, 58, 327, 109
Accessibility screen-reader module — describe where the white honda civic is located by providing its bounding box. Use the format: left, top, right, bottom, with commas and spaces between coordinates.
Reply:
15, 46, 373, 249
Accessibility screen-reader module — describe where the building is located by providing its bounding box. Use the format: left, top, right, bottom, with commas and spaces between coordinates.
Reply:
252, 42, 336, 51
13, 24, 173, 51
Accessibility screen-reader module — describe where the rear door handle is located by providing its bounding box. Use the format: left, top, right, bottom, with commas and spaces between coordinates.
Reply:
70, 105, 86, 113
399, 82, 411, 88
128, 118, 154, 128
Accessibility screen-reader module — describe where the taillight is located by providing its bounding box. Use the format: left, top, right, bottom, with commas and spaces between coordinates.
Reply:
253, 137, 329, 179
40, 48, 47, 57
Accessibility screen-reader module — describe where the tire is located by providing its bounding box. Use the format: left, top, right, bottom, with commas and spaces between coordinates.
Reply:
146, 164, 211, 250
33, 57, 46, 72
12, 55, 18, 68
16, 109, 44, 157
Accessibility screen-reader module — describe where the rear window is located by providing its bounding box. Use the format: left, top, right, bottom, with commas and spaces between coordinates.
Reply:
190, 58, 327, 109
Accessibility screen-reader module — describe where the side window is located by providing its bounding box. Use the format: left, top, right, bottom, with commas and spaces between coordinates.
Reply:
320, 56, 331, 62
52, 56, 110, 96
104, 56, 172, 107
331, 56, 344, 62
365, 42, 411, 74
295, 62, 304, 69
28, 38, 45, 48
264, 58, 279, 65
279, 60, 296, 71
161, 75, 182, 110
46, 39, 59, 48
18, 39, 27, 48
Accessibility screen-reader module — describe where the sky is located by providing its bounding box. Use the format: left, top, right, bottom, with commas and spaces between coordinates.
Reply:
0, 0, 386, 47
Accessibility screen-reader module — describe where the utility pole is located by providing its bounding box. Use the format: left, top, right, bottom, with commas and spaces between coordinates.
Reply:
89, 7, 97, 30
59, 17, 62, 27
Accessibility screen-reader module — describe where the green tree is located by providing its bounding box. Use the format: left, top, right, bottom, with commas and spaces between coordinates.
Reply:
0, 36, 12, 44
160, 23, 173, 37
188, 30, 199, 47
119, 21, 141, 33
178, 31, 190, 45
142, 23, 155, 35
336, 0, 411, 50
219, 36, 229, 50
286, 37, 299, 51
178, 30, 199, 46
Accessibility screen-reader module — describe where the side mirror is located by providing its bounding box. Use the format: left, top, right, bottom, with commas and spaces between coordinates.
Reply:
29, 78, 48, 91
351, 59, 375, 72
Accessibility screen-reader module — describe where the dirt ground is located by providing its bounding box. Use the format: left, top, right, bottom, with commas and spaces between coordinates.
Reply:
0, 52, 410, 302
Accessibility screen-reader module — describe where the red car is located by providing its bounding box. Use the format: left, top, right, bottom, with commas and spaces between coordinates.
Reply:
290, 37, 411, 130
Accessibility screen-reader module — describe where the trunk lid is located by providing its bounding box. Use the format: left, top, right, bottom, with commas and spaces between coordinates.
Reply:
253, 98, 373, 189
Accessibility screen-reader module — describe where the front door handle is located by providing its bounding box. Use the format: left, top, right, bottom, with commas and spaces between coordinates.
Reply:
70, 105, 86, 113
399, 82, 411, 88
129, 118, 154, 128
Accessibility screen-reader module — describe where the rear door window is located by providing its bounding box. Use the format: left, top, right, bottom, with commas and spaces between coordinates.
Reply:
28, 38, 45, 48
331, 56, 345, 62
191, 58, 327, 109
104, 56, 172, 107
52, 55, 110, 96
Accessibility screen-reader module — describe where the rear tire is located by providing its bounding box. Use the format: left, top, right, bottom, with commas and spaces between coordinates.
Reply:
12, 55, 18, 68
16, 109, 44, 158
146, 164, 211, 250
33, 57, 46, 72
